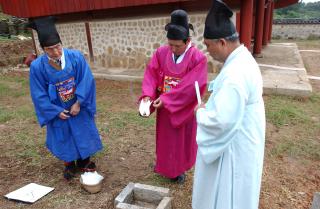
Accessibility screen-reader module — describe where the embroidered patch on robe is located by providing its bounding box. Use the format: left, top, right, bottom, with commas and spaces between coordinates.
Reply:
55, 77, 76, 102
163, 76, 181, 93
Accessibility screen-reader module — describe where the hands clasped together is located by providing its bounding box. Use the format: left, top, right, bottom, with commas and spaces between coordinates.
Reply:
59, 101, 81, 120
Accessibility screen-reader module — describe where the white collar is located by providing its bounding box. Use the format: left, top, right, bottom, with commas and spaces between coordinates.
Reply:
172, 42, 192, 64
224, 44, 244, 66
47, 49, 65, 69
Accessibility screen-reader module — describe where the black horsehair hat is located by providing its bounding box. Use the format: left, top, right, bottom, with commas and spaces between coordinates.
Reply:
204, 0, 239, 40
165, 10, 194, 40
27, 16, 61, 48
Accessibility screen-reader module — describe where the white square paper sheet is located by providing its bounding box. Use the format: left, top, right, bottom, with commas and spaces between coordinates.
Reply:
5, 183, 54, 203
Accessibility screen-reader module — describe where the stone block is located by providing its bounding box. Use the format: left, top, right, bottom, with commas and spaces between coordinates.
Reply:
129, 58, 136, 69
157, 197, 172, 209
114, 182, 135, 208
111, 56, 122, 68
115, 183, 172, 209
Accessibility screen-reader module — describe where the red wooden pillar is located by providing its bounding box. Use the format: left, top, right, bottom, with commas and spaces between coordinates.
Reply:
85, 22, 94, 62
236, 12, 241, 34
253, 0, 265, 56
268, 1, 275, 42
240, 0, 254, 50
263, 0, 272, 46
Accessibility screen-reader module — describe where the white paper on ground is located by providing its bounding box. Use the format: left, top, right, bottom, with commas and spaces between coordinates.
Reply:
80, 171, 104, 185
139, 99, 152, 117
4, 183, 54, 203
195, 81, 201, 105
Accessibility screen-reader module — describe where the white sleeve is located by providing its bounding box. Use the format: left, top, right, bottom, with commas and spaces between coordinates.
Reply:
196, 82, 246, 164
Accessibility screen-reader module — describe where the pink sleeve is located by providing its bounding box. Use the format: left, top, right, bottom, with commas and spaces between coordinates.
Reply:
160, 54, 207, 128
139, 49, 164, 114
139, 49, 162, 101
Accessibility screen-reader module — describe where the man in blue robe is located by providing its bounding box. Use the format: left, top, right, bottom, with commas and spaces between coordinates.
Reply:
28, 17, 103, 180
192, 1, 266, 209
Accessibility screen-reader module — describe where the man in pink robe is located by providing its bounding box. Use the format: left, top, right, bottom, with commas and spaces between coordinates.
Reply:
139, 10, 207, 183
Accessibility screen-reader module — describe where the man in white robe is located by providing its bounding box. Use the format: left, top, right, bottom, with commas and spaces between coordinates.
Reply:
192, 1, 266, 209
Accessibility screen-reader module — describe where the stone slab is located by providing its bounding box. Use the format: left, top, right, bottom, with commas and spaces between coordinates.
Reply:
114, 182, 135, 208
260, 66, 312, 97
93, 72, 143, 82
311, 192, 320, 209
157, 197, 172, 209
257, 42, 312, 97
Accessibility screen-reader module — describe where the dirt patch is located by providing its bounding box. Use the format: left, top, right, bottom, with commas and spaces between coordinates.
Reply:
0, 39, 34, 67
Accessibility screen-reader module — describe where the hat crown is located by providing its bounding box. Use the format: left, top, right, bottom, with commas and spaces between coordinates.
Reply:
170, 10, 189, 29
165, 9, 192, 40
204, 0, 237, 39
27, 16, 61, 47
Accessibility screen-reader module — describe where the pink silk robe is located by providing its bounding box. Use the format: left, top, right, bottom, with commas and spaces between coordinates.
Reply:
140, 45, 207, 178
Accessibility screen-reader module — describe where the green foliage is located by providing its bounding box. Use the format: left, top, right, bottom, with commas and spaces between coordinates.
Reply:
266, 93, 320, 160
0, 106, 35, 123
0, 108, 14, 123
265, 95, 311, 127
0, 12, 10, 20
0, 75, 28, 97
270, 137, 320, 160
101, 111, 155, 139
275, 1, 320, 19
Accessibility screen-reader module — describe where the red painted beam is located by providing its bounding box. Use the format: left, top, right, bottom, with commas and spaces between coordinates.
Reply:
274, 0, 298, 9
253, 0, 265, 55
0, 0, 192, 18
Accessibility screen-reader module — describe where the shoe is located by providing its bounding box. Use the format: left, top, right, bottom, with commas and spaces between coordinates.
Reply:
63, 162, 77, 180
78, 161, 96, 172
171, 173, 186, 184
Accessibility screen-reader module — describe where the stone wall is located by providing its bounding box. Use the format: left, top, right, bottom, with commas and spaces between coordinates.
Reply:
33, 12, 221, 75
272, 24, 320, 39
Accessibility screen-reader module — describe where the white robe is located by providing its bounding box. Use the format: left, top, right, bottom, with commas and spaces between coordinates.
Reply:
192, 45, 266, 209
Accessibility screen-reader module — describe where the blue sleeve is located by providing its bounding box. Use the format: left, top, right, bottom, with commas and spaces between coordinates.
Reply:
29, 63, 64, 127
73, 51, 97, 115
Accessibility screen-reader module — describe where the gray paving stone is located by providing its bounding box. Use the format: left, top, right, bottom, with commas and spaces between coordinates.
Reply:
311, 192, 320, 209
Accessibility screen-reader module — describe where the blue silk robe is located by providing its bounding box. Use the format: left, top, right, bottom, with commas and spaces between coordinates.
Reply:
29, 48, 103, 162
192, 45, 266, 209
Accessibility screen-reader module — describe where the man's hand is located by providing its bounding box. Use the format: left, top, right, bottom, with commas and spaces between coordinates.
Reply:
139, 97, 152, 117
70, 101, 80, 116
59, 110, 70, 120
153, 97, 163, 109
143, 96, 150, 102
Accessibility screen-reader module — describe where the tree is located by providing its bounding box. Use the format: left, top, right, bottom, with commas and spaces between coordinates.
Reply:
274, 1, 320, 19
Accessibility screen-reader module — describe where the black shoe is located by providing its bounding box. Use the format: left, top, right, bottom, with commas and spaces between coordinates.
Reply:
77, 158, 96, 172
171, 173, 186, 184
63, 162, 77, 180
